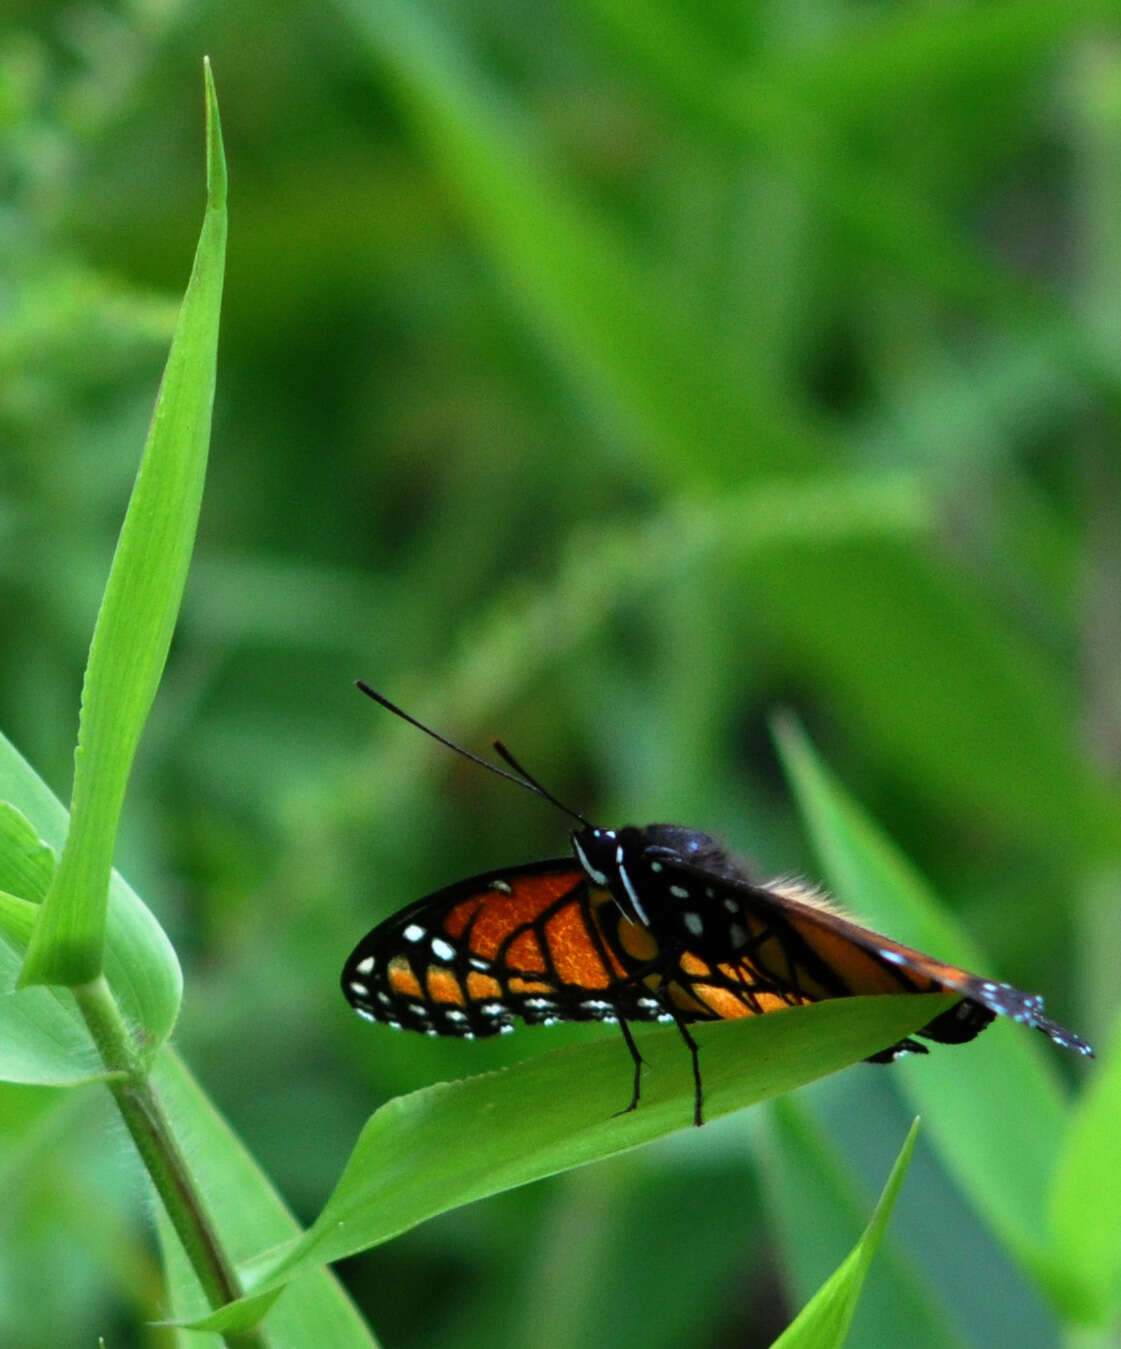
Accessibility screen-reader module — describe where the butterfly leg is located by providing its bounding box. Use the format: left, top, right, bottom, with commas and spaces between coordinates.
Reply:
661, 1002, 704, 1127
614, 1015, 646, 1116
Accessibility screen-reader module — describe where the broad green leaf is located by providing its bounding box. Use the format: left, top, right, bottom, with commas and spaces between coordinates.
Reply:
0, 890, 108, 1085
151, 1048, 377, 1347
0, 743, 181, 1080
190, 994, 955, 1334
759, 1097, 967, 1349
1047, 1005, 1121, 1324
770, 1117, 921, 1349
20, 61, 226, 987
774, 716, 1085, 1291
0, 803, 55, 903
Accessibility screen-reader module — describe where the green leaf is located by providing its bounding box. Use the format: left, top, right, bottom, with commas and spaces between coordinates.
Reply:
0, 889, 109, 1085
189, 994, 955, 1334
759, 1097, 968, 1349
151, 1048, 378, 1347
769, 1117, 921, 1349
773, 715, 1084, 1292
0, 737, 181, 1082
20, 59, 226, 988
0, 802, 55, 903
1046, 1005, 1121, 1324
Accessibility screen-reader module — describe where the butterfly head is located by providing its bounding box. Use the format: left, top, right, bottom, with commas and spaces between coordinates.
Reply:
570, 823, 748, 929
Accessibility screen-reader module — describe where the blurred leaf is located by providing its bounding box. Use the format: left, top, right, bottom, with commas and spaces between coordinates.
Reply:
774, 715, 1086, 1293
770, 1117, 921, 1349
152, 1049, 377, 1347
193, 994, 955, 1333
20, 62, 226, 987
760, 1098, 967, 1349
1047, 1006, 1121, 1324
330, 0, 827, 481
333, 472, 931, 823
332, 0, 1121, 874
584, 0, 1117, 368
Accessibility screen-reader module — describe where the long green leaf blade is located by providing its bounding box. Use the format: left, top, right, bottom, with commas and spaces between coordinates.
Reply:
189, 994, 954, 1333
774, 715, 1084, 1291
20, 61, 227, 987
1046, 1006, 1121, 1324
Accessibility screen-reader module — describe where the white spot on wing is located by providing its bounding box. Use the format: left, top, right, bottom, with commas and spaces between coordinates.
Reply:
403, 923, 425, 943
431, 937, 456, 962
355, 955, 375, 975
683, 912, 704, 937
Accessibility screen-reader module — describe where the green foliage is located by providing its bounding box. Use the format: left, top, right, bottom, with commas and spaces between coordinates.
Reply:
770, 1118, 921, 1349
3, 4, 1121, 1347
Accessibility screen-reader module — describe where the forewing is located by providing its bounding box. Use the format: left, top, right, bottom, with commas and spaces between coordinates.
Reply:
342, 860, 673, 1037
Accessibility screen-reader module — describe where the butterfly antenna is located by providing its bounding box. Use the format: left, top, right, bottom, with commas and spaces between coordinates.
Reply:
491, 740, 590, 827
356, 682, 590, 827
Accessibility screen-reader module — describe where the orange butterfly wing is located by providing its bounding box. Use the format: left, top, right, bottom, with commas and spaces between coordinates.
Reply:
343, 860, 681, 1036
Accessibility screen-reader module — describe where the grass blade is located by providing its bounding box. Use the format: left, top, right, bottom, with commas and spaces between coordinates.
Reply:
774, 714, 1085, 1292
20, 60, 226, 987
769, 1117, 921, 1349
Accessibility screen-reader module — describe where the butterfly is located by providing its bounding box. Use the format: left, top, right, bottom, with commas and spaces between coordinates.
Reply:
342, 685, 1093, 1126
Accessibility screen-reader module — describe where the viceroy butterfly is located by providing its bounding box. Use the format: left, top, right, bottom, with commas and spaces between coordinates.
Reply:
342, 686, 1092, 1126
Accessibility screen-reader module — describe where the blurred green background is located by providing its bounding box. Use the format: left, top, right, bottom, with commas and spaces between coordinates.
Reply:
2, 2, 1120, 1346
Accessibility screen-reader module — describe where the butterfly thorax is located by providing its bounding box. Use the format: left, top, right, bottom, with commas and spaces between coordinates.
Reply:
570, 822, 758, 956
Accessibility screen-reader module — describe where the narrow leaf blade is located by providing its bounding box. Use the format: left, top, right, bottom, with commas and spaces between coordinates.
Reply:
770, 1118, 921, 1349
20, 61, 227, 987
190, 994, 955, 1333
774, 715, 1084, 1288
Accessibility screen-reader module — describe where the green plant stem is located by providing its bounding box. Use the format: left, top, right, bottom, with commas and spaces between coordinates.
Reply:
74, 977, 266, 1349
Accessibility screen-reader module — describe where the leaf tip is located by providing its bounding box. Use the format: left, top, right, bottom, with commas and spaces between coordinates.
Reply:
202, 57, 227, 210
